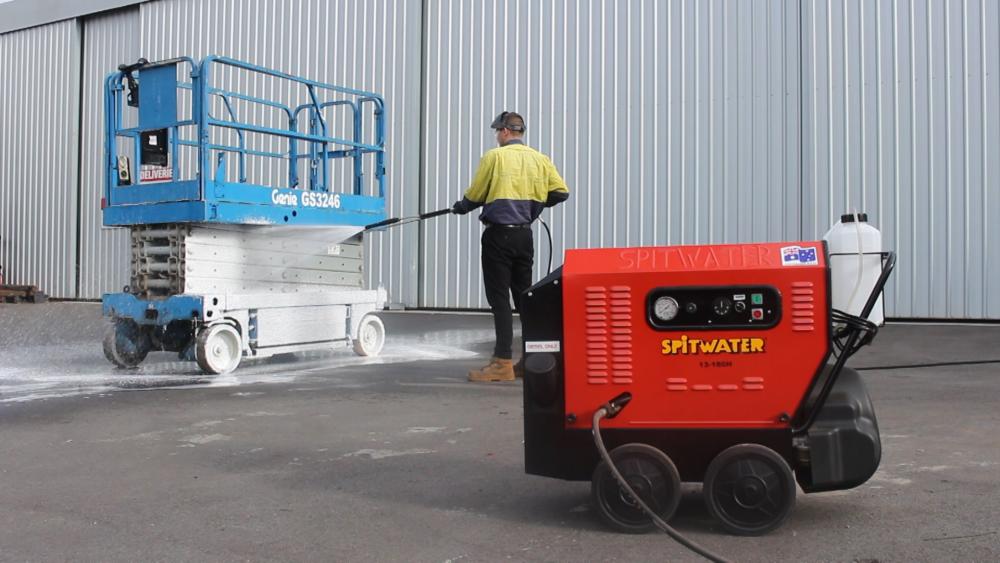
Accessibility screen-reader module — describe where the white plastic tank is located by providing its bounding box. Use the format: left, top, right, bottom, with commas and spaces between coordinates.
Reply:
823, 212, 884, 325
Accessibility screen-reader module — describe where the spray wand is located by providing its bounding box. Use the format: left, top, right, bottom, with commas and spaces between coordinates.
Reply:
364, 208, 453, 231
365, 208, 557, 277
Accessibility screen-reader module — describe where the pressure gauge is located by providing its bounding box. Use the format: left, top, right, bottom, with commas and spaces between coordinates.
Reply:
653, 296, 680, 321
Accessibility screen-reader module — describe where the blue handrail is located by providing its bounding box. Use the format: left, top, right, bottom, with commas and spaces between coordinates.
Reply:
104, 55, 386, 209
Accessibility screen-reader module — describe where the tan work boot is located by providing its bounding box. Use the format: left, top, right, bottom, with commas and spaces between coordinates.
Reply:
468, 357, 515, 382
514, 358, 525, 379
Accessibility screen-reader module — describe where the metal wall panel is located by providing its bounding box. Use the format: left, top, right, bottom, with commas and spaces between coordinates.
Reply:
419, 0, 802, 308
0, 20, 80, 298
4, 0, 997, 318
136, 0, 423, 306
801, 0, 1000, 319
78, 7, 140, 299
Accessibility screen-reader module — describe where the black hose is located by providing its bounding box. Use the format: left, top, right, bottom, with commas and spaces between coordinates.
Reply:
537, 217, 553, 276
856, 358, 1000, 371
592, 409, 730, 563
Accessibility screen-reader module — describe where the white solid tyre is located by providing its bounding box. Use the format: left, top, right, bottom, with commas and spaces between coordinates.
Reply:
196, 324, 243, 374
353, 314, 385, 357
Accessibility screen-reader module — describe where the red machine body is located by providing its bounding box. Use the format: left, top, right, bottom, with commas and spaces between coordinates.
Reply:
561, 242, 829, 431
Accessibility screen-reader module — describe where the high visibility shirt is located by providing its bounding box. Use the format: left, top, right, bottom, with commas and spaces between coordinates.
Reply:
456, 139, 569, 224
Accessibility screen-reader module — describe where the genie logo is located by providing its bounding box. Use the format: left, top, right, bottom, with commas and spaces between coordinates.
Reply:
271, 189, 299, 206
780, 245, 818, 266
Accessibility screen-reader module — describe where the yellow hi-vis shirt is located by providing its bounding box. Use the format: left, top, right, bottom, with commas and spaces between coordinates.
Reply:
458, 141, 569, 224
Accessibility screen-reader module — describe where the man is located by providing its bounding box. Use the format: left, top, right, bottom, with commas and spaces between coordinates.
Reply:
452, 111, 570, 382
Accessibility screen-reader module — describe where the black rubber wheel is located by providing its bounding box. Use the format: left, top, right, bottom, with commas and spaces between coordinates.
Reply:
591, 443, 682, 534
102, 319, 151, 368
703, 444, 796, 536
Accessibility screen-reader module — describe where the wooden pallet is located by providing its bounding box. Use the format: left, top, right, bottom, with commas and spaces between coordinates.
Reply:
0, 285, 48, 304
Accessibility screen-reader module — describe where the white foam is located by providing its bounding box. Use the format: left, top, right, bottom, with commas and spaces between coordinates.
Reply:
0, 330, 491, 403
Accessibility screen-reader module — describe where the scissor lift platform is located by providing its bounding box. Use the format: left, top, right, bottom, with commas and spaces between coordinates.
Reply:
101, 56, 389, 374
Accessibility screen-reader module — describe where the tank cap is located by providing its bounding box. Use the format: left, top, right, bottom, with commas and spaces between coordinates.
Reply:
840, 213, 868, 223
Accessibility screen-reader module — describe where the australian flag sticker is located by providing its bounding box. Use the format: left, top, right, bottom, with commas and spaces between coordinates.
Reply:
780, 245, 819, 266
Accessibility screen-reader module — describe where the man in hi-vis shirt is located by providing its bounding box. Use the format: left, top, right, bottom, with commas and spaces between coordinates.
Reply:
452, 111, 570, 382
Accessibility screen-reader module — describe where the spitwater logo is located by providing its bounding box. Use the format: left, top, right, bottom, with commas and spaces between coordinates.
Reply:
780, 245, 819, 266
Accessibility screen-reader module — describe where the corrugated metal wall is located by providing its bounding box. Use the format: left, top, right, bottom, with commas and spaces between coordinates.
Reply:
2, 0, 998, 318
420, 0, 802, 308
78, 8, 140, 299
137, 0, 424, 306
801, 0, 1000, 319
0, 20, 81, 298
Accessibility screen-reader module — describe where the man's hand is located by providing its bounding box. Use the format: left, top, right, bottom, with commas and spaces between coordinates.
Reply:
452, 200, 470, 215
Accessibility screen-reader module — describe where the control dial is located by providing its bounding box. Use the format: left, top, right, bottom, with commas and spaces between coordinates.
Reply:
712, 296, 733, 316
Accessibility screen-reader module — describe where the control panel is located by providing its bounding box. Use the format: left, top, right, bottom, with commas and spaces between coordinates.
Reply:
646, 286, 782, 330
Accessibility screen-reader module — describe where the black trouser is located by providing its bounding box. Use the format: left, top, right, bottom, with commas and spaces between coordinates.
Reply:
481, 225, 534, 360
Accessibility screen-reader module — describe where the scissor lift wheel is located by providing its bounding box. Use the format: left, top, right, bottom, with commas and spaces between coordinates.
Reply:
591, 443, 682, 534
195, 323, 243, 375
352, 314, 386, 357
703, 443, 796, 536
103, 319, 151, 368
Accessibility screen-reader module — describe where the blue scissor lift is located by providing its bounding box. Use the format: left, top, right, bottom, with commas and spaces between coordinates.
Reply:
101, 56, 389, 374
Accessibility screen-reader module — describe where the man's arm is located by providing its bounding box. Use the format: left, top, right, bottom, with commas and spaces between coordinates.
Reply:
544, 158, 569, 207
452, 151, 496, 214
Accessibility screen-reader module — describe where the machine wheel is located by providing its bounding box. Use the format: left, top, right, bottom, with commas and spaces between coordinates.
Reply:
591, 443, 682, 534
703, 444, 796, 536
352, 314, 385, 357
195, 323, 243, 375
102, 319, 151, 368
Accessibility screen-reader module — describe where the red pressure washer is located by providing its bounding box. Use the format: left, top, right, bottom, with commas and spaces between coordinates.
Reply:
519, 241, 895, 546
368, 212, 894, 559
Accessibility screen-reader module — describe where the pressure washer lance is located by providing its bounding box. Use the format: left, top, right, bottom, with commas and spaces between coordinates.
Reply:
365, 208, 557, 276
363, 208, 454, 231
593, 394, 730, 563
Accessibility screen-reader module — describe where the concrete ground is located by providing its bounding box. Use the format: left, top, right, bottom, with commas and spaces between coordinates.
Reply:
0, 302, 998, 562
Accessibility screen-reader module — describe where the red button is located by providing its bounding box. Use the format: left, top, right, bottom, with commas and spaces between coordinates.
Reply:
751, 308, 764, 320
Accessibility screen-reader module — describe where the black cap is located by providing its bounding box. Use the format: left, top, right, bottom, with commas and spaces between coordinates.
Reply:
490, 111, 526, 132
840, 213, 869, 223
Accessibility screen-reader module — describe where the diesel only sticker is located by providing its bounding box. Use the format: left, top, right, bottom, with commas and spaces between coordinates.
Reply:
525, 341, 561, 353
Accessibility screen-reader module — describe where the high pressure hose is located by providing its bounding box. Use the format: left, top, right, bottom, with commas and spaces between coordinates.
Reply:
592, 406, 731, 563
537, 217, 554, 276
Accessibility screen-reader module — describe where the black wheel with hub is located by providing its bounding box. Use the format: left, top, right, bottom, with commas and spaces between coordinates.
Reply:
703, 443, 796, 535
102, 319, 152, 368
591, 443, 682, 534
